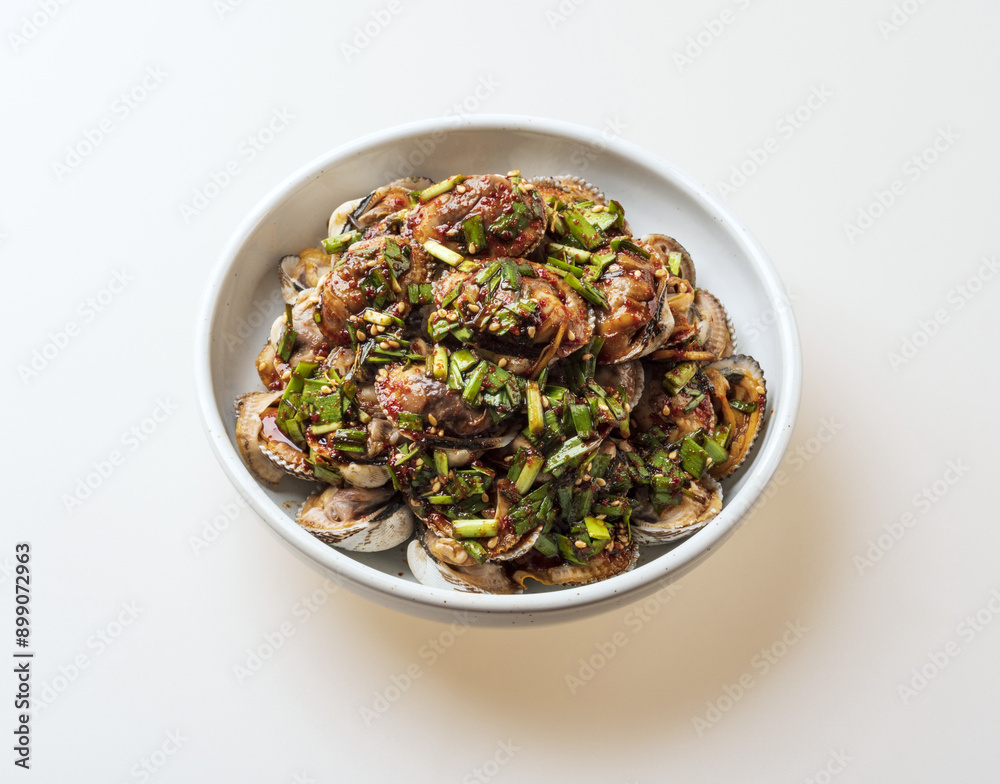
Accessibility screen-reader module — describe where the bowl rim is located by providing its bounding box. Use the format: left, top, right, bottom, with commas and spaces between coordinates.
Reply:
195, 114, 802, 616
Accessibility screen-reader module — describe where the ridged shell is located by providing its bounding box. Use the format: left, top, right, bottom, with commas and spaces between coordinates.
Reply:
693, 290, 735, 360
406, 540, 522, 594
512, 544, 639, 588
234, 391, 285, 486
298, 488, 414, 552
705, 354, 767, 479
260, 438, 316, 482
631, 475, 723, 544
641, 233, 696, 288
594, 360, 645, 409
530, 175, 606, 205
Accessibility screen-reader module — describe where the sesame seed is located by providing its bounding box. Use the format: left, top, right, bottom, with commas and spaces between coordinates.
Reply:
487, 536, 499, 548
321, 385, 333, 394
467, 303, 480, 313
542, 396, 550, 407
592, 204, 605, 212
427, 413, 438, 426
567, 330, 575, 341
488, 322, 501, 332
356, 330, 366, 341
379, 341, 389, 350
582, 353, 593, 361
415, 458, 424, 467
574, 539, 587, 549
597, 513, 607, 520
456, 185, 467, 194
527, 326, 536, 338
468, 244, 478, 254
431, 481, 442, 493
654, 268, 667, 278
498, 358, 508, 368
595, 477, 607, 487
507, 170, 521, 177
667, 451, 677, 460
661, 405, 671, 417
481, 492, 489, 503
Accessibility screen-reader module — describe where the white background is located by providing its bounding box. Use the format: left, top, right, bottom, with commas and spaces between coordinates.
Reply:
4, 0, 999, 781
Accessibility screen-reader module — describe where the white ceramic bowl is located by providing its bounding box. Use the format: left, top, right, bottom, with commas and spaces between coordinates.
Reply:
195, 116, 801, 626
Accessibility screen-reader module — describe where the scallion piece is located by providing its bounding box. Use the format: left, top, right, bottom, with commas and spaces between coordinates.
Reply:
451, 348, 477, 373
419, 174, 465, 203
452, 518, 499, 539
584, 517, 611, 540
558, 267, 609, 309
515, 453, 544, 494
474, 259, 501, 285
361, 308, 404, 327
441, 283, 462, 309
667, 251, 682, 276
462, 214, 487, 253
526, 381, 544, 436
462, 361, 489, 405
700, 433, 729, 465
662, 362, 698, 395
313, 464, 341, 484
431, 344, 449, 380
434, 450, 449, 478
548, 242, 592, 263
426, 495, 454, 505
321, 230, 361, 254
562, 208, 602, 250
462, 541, 488, 563
569, 404, 593, 437
610, 236, 651, 259
422, 239, 466, 267
408, 282, 433, 304
533, 534, 558, 558
545, 436, 592, 474
397, 411, 423, 430
545, 256, 585, 277
730, 399, 758, 414
310, 421, 341, 436
680, 436, 708, 479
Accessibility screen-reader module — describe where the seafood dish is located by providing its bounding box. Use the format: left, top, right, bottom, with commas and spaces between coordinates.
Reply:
234, 171, 766, 594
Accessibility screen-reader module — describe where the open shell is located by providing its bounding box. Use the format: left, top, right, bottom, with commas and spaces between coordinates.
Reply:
642, 234, 696, 287
234, 391, 285, 486
298, 486, 413, 552
406, 539, 522, 594
631, 475, 723, 544
512, 542, 639, 588
705, 355, 767, 479
693, 290, 735, 360
328, 177, 432, 237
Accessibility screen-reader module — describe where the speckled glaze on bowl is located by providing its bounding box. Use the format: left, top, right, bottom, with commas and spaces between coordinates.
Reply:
195, 116, 801, 626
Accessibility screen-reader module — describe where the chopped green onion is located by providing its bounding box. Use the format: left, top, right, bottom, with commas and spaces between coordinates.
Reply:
462, 214, 487, 253
680, 436, 708, 479
452, 518, 499, 539
426, 495, 454, 505
310, 421, 341, 436
434, 450, 449, 478
313, 464, 341, 484
533, 534, 558, 558
683, 391, 706, 412
462, 361, 489, 405
545, 255, 585, 277
431, 344, 449, 380
451, 348, 478, 373
662, 362, 698, 395
584, 517, 611, 540
408, 282, 433, 304
462, 541, 488, 563
667, 251, 682, 276
515, 453, 545, 494
397, 411, 423, 430
276, 303, 297, 363
526, 381, 544, 436
701, 432, 729, 465
419, 174, 465, 202
423, 239, 466, 267
610, 236, 651, 259
562, 208, 602, 250
730, 399, 758, 414
545, 436, 592, 474
361, 308, 404, 327
548, 242, 592, 263
569, 404, 593, 437
474, 259, 501, 285
441, 283, 462, 309
321, 230, 361, 254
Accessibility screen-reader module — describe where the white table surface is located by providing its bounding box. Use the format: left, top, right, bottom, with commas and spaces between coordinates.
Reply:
6, 0, 999, 781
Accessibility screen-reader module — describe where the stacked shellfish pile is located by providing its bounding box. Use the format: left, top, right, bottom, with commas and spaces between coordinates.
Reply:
235, 172, 766, 594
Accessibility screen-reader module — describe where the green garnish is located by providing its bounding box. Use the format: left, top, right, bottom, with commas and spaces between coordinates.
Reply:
462, 214, 487, 253
730, 399, 758, 414
419, 174, 465, 203
662, 363, 697, 396
321, 230, 361, 254
526, 381, 544, 436
423, 239, 466, 267
562, 208, 602, 250
462, 361, 489, 405
452, 518, 499, 539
